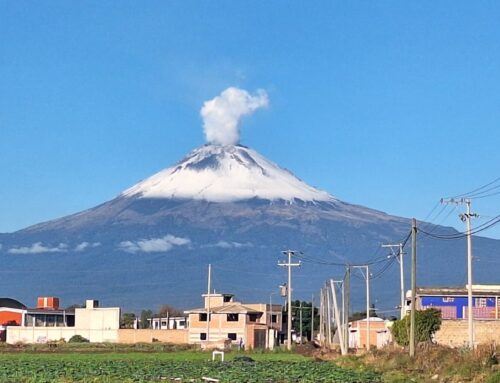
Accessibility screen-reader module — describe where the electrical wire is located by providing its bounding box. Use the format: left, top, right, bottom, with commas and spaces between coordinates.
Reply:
449, 177, 500, 199
418, 215, 500, 240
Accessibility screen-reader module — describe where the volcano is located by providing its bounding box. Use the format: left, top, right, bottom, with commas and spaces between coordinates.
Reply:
0, 144, 498, 312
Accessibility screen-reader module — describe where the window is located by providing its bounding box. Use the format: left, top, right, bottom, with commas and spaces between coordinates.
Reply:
223, 295, 232, 303
271, 314, 277, 323
199, 313, 209, 322
200, 333, 207, 340
248, 313, 260, 322
227, 313, 239, 322
228, 333, 237, 341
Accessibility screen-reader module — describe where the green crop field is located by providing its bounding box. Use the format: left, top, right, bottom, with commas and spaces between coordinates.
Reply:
0, 352, 381, 383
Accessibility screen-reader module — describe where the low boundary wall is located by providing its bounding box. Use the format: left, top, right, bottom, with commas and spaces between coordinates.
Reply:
435, 320, 500, 347
117, 329, 188, 344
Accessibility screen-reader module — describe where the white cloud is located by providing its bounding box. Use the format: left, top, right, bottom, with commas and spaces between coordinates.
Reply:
205, 240, 253, 249
8, 242, 68, 254
74, 242, 101, 252
201, 87, 269, 146
118, 235, 190, 254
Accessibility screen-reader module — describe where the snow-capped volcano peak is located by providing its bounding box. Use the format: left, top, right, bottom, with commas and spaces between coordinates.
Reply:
122, 144, 335, 203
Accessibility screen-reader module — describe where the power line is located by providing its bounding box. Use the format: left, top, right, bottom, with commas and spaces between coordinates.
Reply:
419, 215, 500, 240
449, 177, 500, 199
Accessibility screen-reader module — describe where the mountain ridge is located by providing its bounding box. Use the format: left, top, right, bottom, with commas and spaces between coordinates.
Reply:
0, 144, 498, 311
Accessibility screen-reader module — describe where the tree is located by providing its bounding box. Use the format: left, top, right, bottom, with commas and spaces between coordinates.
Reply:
282, 300, 319, 341
121, 312, 136, 329
140, 309, 153, 329
391, 308, 442, 346
158, 304, 183, 318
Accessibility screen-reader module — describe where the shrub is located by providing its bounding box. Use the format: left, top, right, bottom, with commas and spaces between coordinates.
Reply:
391, 308, 441, 346
68, 335, 89, 343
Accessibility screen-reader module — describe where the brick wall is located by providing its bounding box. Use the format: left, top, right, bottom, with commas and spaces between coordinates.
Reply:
117, 329, 188, 344
434, 320, 500, 348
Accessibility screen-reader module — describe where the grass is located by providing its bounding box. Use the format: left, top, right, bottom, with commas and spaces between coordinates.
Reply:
335, 343, 499, 383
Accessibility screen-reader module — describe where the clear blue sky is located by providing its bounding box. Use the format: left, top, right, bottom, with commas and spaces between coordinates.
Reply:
1, 1, 499, 238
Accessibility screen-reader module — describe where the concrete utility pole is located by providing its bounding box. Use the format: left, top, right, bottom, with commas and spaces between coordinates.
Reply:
326, 282, 333, 347
441, 198, 478, 349
311, 294, 314, 342
344, 266, 350, 352
352, 265, 370, 351
410, 218, 417, 357
299, 301, 303, 343
278, 250, 301, 350
382, 243, 405, 319
330, 279, 346, 355
319, 288, 324, 346
206, 264, 211, 344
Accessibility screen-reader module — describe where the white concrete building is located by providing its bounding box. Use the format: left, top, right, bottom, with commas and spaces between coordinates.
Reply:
7, 299, 120, 344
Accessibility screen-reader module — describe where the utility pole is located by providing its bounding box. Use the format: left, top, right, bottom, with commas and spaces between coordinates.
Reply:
410, 218, 417, 357
326, 282, 332, 347
352, 265, 370, 351
344, 266, 350, 352
382, 243, 405, 319
206, 264, 211, 344
330, 279, 346, 355
441, 198, 478, 349
278, 250, 301, 350
319, 288, 324, 346
311, 294, 314, 342
299, 301, 303, 344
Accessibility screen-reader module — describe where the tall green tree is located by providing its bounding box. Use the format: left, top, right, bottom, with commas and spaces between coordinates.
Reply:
282, 300, 319, 341
121, 312, 136, 329
140, 310, 153, 329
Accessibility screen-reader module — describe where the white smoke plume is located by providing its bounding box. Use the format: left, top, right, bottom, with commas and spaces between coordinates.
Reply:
201, 87, 269, 146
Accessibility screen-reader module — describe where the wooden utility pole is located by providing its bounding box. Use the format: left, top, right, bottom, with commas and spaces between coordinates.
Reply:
410, 218, 417, 357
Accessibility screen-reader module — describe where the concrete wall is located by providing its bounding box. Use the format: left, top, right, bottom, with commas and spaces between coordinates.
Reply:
6, 305, 121, 344
117, 329, 187, 344
75, 307, 120, 330
6, 327, 118, 344
434, 320, 500, 348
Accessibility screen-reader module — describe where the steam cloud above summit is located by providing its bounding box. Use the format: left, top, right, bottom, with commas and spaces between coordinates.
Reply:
201, 87, 269, 146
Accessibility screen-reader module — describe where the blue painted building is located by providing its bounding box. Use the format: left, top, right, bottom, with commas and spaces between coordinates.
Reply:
406, 285, 500, 320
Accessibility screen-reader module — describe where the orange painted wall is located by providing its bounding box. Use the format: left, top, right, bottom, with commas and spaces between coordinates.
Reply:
0, 312, 22, 326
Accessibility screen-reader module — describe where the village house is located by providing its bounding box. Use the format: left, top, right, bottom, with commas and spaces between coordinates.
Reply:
405, 284, 500, 347
147, 316, 188, 330
184, 293, 282, 349
348, 317, 392, 349
5, 298, 120, 344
